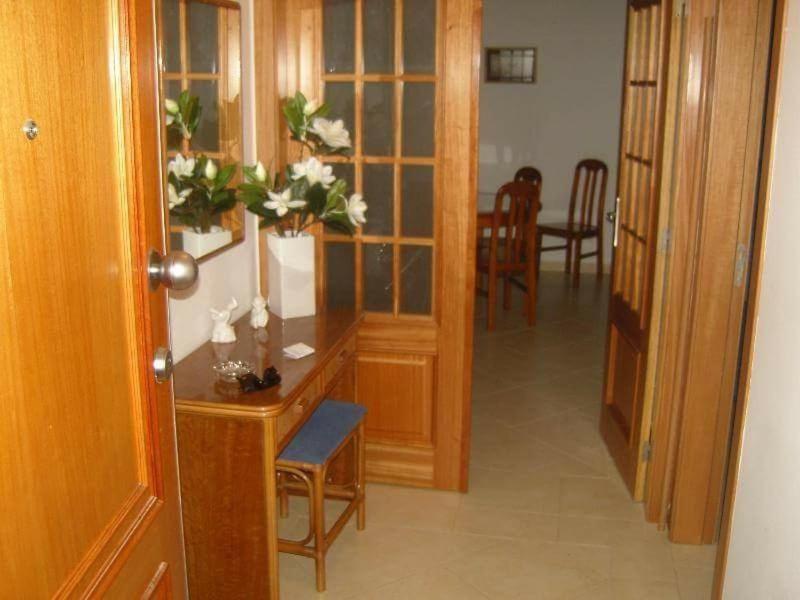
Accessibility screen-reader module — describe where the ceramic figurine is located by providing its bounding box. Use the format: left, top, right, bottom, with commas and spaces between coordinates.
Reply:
210, 297, 238, 343
250, 295, 269, 329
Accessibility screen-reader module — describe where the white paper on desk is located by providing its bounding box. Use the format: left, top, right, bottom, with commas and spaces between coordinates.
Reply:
283, 342, 315, 360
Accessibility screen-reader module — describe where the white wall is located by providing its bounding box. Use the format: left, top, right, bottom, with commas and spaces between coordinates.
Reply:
168, 0, 260, 362
723, 4, 800, 598
479, 0, 627, 267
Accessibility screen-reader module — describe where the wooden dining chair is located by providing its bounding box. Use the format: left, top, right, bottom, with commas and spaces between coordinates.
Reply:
536, 159, 608, 287
514, 166, 543, 186
476, 181, 542, 331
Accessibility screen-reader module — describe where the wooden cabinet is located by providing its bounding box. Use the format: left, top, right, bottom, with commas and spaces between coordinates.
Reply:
255, 0, 481, 491
173, 311, 359, 599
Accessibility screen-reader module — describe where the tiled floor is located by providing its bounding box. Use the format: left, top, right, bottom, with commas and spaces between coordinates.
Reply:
279, 272, 716, 599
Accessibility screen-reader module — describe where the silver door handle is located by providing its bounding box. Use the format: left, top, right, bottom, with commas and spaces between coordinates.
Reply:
153, 347, 174, 383
607, 197, 621, 248
148, 249, 198, 291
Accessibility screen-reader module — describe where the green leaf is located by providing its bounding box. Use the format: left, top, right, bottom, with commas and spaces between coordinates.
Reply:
213, 163, 237, 191
321, 212, 355, 235
305, 183, 328, 216
238, 182, 268, 195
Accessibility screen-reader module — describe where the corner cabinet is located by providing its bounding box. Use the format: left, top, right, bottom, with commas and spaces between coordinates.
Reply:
255, 0, 481, 490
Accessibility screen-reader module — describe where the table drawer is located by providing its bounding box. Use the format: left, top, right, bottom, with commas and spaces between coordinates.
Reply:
276, 375, 321, 448
323, 336, 356, 389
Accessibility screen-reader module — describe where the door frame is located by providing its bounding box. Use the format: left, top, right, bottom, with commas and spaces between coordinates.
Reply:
712, 0, 787, 594
641, 0, 779, 543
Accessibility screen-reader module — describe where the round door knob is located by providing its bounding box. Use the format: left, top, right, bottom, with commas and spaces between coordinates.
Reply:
148, 249, 199, 291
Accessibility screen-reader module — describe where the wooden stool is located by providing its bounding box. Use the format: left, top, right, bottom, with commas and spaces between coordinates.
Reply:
276, 399, 367, 592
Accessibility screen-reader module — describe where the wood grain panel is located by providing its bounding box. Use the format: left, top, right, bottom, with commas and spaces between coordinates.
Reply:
666, 0, 775, 543
176, 414, 273, 600
357, 352, 435, 445
0, 0, 186, 595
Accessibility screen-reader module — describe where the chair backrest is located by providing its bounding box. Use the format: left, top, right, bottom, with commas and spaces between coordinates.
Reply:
514, 166, 543, 187
489, 181, 542, 267
567, 159, 608, 231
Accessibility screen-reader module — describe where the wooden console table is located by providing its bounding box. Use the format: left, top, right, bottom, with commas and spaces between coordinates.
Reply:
173, 310, 359, 600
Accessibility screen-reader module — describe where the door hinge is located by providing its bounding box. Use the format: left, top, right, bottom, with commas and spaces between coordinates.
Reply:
734, 242, 749, 288
658, 228, 672, 254
642, 440, 653, 462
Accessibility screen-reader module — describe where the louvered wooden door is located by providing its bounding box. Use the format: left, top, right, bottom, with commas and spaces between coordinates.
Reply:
600, 0, 671, 494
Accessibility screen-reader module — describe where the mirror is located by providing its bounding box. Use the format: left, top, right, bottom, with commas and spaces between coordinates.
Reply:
158, 0, 244, 262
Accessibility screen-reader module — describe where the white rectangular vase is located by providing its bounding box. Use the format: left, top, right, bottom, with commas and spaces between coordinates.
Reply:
182, 227, 232, 257
267, 233, 316, 319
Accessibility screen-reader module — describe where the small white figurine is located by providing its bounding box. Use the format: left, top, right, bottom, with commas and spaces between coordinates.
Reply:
210, 297, 238, 343
250, 295, 269, 329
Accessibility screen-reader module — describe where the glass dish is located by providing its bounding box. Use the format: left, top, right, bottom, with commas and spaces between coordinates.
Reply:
212, 360, 254, 383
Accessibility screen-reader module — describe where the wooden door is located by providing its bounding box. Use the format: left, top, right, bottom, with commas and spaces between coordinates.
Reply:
600, 0, 672, 495
257, 0, 480, 491
0, 0, 187, 596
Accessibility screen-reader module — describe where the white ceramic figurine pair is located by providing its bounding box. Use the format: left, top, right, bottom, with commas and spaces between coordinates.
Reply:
210, 295, 269, 344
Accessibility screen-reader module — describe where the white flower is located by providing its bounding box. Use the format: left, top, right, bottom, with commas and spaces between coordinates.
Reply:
265, 188, 307, 217
345, 194, 367, 226
165, 98, 179, 114
167, 183, 191, 209
303, 99, 320, 116
204, 159, 218, 180
309, 118, 352, 149
291, 157, 336, 188
168, 153, 196, 179
254, 161, 268, 183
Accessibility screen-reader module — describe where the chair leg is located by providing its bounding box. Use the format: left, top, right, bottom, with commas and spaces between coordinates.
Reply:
526, 262, 537, 327
356, 421, 366, 531
277, 472, 289, 518
487, 270, 497, 331
536, 232, 543, 280
596, 236, 603, 282
564, 236, 573, 274
312, 467, 327, 592
503, 275, 512, 310
573, 237, 583, 288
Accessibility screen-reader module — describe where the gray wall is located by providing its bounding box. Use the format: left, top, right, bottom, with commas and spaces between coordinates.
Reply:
479, 0, 627, 267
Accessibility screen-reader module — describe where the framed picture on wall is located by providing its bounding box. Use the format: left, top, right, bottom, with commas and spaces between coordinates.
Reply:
485, 47, 537, 83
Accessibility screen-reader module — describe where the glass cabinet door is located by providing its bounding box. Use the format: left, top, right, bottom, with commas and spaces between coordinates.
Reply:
321, 0, 438, 319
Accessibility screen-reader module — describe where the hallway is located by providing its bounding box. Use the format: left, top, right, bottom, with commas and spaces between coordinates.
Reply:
279, 273, 716, 599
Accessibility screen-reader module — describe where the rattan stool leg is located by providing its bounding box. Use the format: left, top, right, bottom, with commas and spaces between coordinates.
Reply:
356, 422, 366, 530
312, 466, 327, 592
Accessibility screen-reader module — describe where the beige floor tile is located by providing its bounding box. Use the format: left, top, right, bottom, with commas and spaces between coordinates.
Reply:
557, 514, 670, 548
675, 565, 715, 600
446, 539, 611, 600
670, 542, 718, 570
365, 484, 460, 532
610, 539, 677, 582
454, 504, 558, 541
353, 567, 490, 599
558, 476, 644, 521
463, 466, 562, 513
567, 577, 681, 600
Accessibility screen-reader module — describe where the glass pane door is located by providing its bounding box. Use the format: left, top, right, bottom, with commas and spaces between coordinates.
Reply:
321, 0, 439, 319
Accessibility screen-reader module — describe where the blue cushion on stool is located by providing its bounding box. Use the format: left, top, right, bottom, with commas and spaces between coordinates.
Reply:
279, 399, 367, 465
